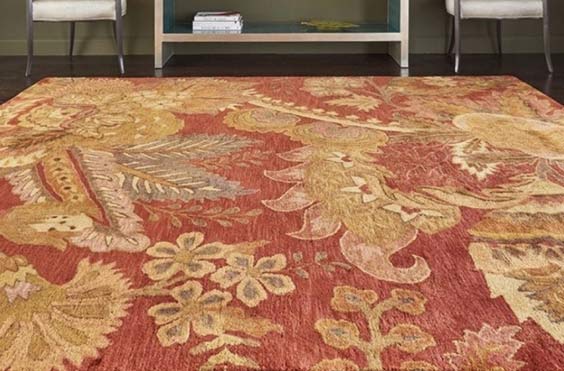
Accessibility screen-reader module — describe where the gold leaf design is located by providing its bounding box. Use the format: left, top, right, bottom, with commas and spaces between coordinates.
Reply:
511, 263, 563, 322
0, 254, 131, 371
140, 203, 263, 229
315, 319, 360, 349
331, 286, 378, 313
327, 94, 381, 112
387, 324, 437, 353
315, 286, 434, 370
469, 242, 564, 342
199, 348, 260, 371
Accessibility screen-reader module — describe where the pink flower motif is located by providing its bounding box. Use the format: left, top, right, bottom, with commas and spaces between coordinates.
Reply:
4, 281, 40, 303
445, 324, 525, 371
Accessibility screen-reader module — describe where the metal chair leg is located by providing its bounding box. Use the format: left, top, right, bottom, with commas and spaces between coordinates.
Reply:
25, 0, 33, 77
496, 20, 502, 55
69, 21, 76, 57
454, 2, 462, 73
447, 16, 455, 55
114, 21, 125, 75
114, 0, 125, 74
543, 0, 553, 73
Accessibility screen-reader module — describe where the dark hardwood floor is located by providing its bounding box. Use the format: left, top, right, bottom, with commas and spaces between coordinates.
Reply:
1, 54, 563, 104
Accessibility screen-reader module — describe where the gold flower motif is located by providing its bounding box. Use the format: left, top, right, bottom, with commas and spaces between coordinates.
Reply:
387, 324, 437, 354
289, 121, 388, 151
315, 319, 361, 350
390, 289, 427, 315
0, 253, 131, 371
142, 232, 231, 281
210, 253, 296, 307
331, 286, 378, 313
224, 108, 302, 134
151, 78, 256, 115
316, 286, 434, 371
148, 281, 232, 347
127, 78, 256, 114
302, 77, 369, 97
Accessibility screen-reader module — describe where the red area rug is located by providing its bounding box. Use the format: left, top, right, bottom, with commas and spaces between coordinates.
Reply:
0, 77, 563, 371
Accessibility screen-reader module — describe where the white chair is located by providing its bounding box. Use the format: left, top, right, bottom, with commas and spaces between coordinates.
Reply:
26, 0, 127, 76
446, 0, 553, 73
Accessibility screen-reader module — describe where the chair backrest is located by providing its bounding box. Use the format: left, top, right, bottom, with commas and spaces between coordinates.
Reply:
31, 0, 127, 22
445, 0, 544, 19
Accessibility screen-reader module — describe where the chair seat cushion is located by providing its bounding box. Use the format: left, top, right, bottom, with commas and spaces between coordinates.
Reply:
445, 0, 543, 19
33, 0, 126, 21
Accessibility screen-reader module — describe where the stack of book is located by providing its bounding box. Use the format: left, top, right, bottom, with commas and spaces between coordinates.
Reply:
192, 12, 243, 33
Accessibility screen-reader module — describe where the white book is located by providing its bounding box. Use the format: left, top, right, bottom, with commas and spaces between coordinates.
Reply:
194, 11, 242, 22
193, 29, 242, 34
193, 20, 243, 27
193, 21, 243, 31
193, 26, 243, 31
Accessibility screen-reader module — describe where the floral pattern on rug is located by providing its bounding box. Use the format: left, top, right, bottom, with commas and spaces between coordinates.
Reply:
0, 76, 563, 370
0, 253, 131, 371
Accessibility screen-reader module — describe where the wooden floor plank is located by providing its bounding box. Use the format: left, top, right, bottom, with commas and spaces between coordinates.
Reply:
1, 54, 563, 104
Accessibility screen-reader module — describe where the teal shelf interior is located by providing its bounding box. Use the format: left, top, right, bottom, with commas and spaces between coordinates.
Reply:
166, 22, 399, 34
162, 0, 402, 34
388, 0, 401, 33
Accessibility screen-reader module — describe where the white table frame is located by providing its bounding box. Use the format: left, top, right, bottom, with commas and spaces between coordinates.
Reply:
154, 0, 409, 69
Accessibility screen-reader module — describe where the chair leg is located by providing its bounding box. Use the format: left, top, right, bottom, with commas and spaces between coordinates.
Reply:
543, 11, 554, 73
69, 21, 76, 57
447, 16, 455, 55
454, 14, 461, 73
25, 1, 33, 77
26, 24, 34, 77
114, 20, 125, 74
496, 20, 502, 55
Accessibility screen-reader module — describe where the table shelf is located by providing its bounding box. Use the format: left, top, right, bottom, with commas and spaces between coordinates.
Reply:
154, 0, 409, 69
163, 22, 402, 42
167, 21, 399, 34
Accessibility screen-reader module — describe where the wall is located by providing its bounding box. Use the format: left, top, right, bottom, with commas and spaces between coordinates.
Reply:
1, 0, 563, 56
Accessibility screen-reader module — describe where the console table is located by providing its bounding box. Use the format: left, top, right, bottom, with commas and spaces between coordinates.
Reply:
154, 0, 409, 69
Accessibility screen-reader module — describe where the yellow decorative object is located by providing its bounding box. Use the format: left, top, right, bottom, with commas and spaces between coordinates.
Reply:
301, 20, 360, 31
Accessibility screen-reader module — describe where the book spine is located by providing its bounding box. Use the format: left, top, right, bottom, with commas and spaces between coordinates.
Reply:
193, 26, 243, 31
193, 22, 243, 30
193, 21, 242, 26
193, 30, 242, 34
194, 16, 241, 22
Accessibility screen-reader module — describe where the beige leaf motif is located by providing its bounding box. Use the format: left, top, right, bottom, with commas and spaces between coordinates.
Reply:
315, 319, 360, 350
326, 94, 381, 112
387, 324, 437, 354
199, 348, 260, 371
